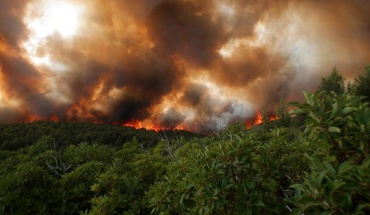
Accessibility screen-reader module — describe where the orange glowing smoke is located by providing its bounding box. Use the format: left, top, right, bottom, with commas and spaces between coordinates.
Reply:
246, 111, 279, 129
1, 0, 369, 134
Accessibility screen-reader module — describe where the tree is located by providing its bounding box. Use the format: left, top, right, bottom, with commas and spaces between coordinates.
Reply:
147, 123, 311, 214
287, 92, 370, 214
352, 65, 370, 103
316, 68, 345, 94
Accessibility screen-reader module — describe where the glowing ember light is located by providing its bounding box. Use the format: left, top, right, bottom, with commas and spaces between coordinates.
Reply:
25, 114, 40, 122
123, 120, 185, 132
246, 111, 279, 129
174, 125, 185, 131
123, 121, 159, 131
269, 116, 279, 121
50, 115, 59, 122
255, 111, 263, 125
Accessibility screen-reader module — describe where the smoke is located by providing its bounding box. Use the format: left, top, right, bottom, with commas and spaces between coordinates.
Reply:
0, 0, 369, 133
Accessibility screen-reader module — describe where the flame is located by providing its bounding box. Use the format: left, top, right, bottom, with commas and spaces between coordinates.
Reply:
255, 111, 263, 125
246, 111, 279, 129
123, 120, 185, 132
269, 115, 279, 121
50, 115, 59, 122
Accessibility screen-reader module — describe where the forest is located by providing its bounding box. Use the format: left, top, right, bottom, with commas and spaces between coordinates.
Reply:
0, 65, 370, 215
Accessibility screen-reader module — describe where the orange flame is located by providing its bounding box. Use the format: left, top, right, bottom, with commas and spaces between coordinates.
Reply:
50, 115, 59, 122
255, 111, 263, 125
123, 120, 185, 132
269, 115, 279, 121
246, 111, 279, 129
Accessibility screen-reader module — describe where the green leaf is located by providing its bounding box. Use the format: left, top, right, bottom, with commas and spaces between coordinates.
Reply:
341, 194, 352, 211
355, 203, 370, 213
331, 103, 338, 116
323, 161, 336, 175
290, 208, 303, 215
253, 200, 265, 207
288, 101, 302, 107
309, 113, 321, 123
302, 201, 323, 211
317, 170, 328, 187
341, 107, 355, 116
327, 126, 340, 133
289, 108, 305, 115
213, 189, 220, 197
90, 183, 99, 192
305, 92, 315, 107
330, 180, 345, 194
307, 174, 317, 192
234, 134, 242, 143
338, 161, 353, 175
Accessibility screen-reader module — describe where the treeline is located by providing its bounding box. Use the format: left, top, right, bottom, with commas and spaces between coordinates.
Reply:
316, 65, 370, 101
0, 121, 200, 150
0, 65, 369, 214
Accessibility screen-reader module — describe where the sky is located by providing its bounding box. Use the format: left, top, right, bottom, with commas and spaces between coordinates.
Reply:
0, 0, 369, 133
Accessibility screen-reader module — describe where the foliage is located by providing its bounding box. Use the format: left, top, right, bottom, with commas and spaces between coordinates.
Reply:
88, 143, 169, 214
0, 121, 200, 150
0, 137, 57, 215
316, 68, 345, 94
58, 161, 107, 214
351, 65, 370, 103
274, 97, 292, 127
0, 162, 56, 215
288, 91, 370, 214
147, 124, 311, 214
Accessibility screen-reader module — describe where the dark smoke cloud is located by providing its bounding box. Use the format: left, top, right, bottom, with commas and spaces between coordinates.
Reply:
0, 0, 369, 133
0, 53, 50, 119
181, 83, 207, 107
147, 0, 225, 67
0, 0, 29, 49
106, 50, 183, 122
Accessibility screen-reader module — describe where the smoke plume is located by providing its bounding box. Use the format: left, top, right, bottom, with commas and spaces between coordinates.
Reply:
0, 0, 369, 133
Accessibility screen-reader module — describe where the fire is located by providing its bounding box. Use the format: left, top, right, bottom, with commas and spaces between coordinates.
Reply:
123, 121, 144, 130
269, 115, 279, 121
123, 120, 185, 132
50, 115, 59, 122
246, 111, 279, 129
255, 111, 263, 125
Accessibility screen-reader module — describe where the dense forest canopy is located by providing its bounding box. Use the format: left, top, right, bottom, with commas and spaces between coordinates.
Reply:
0, 66, 370, 214
0, 121, 199, 150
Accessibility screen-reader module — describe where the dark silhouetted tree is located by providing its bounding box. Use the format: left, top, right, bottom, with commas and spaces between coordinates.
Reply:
316, 68, 345, 94
352, 65, 370, 102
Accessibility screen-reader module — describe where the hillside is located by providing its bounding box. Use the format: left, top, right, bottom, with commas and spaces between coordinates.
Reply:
1, 68, 370, 214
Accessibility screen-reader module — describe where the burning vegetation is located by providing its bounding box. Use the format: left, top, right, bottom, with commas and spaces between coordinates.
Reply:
0, 0, 370, 133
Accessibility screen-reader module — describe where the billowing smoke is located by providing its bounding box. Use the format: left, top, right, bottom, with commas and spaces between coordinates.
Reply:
0, 0, 369, 133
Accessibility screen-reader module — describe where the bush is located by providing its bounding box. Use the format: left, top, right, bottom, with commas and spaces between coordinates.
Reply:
287, 92, 370, 214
